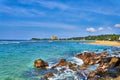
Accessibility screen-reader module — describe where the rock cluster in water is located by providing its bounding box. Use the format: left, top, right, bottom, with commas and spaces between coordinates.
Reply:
34, 51, 120, 80
34, 59, 48, 69
76, 52, 120, 80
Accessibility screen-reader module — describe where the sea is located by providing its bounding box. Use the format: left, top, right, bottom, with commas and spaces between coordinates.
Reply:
0, 40, 120, 80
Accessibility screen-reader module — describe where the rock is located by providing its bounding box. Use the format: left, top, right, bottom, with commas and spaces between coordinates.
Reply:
67, 62, 77, 71
114, 51, 120, 55
67, 62, 73, 68
113, 75, 120, 80
69, 63, 77, 71
56, 59, 67, 67
69, 66, 77, 71
100, 52, 110, 57
44, 72, 54, 79
100, 57, 111, 64
51, 66, 57, 69
34, 59, 48, 69
88, 70, 96, 78
83, 52, 92, 60
109, 57, 120, 68
60, 68, 66, 72
84, 58, 90, 65
76, 53, 83, 59
96, 63, 109, 75
79, 65, 87, 70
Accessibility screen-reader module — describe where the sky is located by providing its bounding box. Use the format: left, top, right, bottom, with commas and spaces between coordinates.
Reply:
0, 0, 120, 39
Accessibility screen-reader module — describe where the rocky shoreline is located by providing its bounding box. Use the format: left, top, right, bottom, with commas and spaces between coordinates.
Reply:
34, 50, 120, 80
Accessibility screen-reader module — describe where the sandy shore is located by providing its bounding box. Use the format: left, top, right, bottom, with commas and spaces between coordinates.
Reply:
89, 40, 120, 46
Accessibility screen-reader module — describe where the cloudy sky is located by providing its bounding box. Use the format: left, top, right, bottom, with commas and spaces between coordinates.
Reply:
0, 0, 120, 39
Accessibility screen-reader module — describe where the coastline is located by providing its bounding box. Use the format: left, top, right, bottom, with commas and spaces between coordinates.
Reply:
89, 40, 120, 46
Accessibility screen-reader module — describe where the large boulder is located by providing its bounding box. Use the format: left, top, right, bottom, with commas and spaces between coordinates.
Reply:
109, 57, 120, 68
34, 59, 48, 69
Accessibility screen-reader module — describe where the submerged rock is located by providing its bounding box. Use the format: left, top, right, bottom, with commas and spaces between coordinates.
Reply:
34, 59, 48, 69
44, 72, 54, 79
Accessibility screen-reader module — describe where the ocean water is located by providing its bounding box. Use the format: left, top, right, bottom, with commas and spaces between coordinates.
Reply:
0, 40, 119, 80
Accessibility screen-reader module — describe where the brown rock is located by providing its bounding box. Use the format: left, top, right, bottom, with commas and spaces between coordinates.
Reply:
109, 57, 120, 68
79, 65, 87, 70
67, 62, 72, 67
44, 72, 54, 79
69, 63, 77, 71
113, 75, 120, 80
83, 52, 91, 60
96, 63, 109, 74
34, 59, 48, 69
56, 59, 67, 67
88, 70, 96, 78
76, 53, 83, 59
51, 66, 57, 69
69, 66, 77, 71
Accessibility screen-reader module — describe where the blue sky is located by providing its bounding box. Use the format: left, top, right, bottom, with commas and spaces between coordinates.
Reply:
0, 0, 120, 39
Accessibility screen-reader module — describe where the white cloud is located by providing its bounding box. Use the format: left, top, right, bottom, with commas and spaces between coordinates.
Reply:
86, 27, 96, 32
98, 27, 103, 31
115, 24, 120, 28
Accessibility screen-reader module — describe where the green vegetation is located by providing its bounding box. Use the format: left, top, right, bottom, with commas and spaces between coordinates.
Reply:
31, 38, 50, 40
67, 34, 120, 41
31, 34, 120, 41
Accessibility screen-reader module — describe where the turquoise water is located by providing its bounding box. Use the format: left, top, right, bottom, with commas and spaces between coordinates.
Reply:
0, 40, 119, 80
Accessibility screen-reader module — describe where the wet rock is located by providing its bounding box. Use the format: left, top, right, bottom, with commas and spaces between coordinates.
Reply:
76, 53, 83, 59
67, 62, 77, 71
76, 52, 110, 65
109, 57, 120, 68
113, 75, 120, 80
114, 51, 120, 55
34, 59, 48, 69
67, 62, 73, 67
69, 66, 77, 71
60, 68, 66, 72
99, 52, 110, 57
96, 63, 109, 74
51, 66, 57, 69
100, 57, 111, 64
44, 72, 54, 79
83, 52, 92, 60
79, 65, 87, 70
56, 59, 67, 67
88, 70, 96, 78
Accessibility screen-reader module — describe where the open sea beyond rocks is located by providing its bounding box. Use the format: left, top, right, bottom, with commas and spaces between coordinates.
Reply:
0, 40, 120, 80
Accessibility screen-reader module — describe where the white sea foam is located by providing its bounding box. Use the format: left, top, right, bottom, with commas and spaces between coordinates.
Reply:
48, 57, 84, 80
49, 69, 76, 80
71, 57, 83, 65
0, 41, 20, 44
111, 54, 120, 57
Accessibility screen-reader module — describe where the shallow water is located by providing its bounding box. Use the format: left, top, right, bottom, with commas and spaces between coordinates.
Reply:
0, 40, 119, 80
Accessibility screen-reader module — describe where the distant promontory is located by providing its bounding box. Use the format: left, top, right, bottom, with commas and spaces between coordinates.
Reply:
31, 34, 120, 41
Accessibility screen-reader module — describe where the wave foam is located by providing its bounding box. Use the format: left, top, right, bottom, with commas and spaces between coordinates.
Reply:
0, 41, 20, 44
71, 57, 83, 65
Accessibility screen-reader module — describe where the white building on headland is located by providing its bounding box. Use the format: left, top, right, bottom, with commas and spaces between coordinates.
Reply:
119, 37, 120, 40
51, 35, 58, 40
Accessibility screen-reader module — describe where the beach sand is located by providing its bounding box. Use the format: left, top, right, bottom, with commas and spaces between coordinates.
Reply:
89, 40, 120, 46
